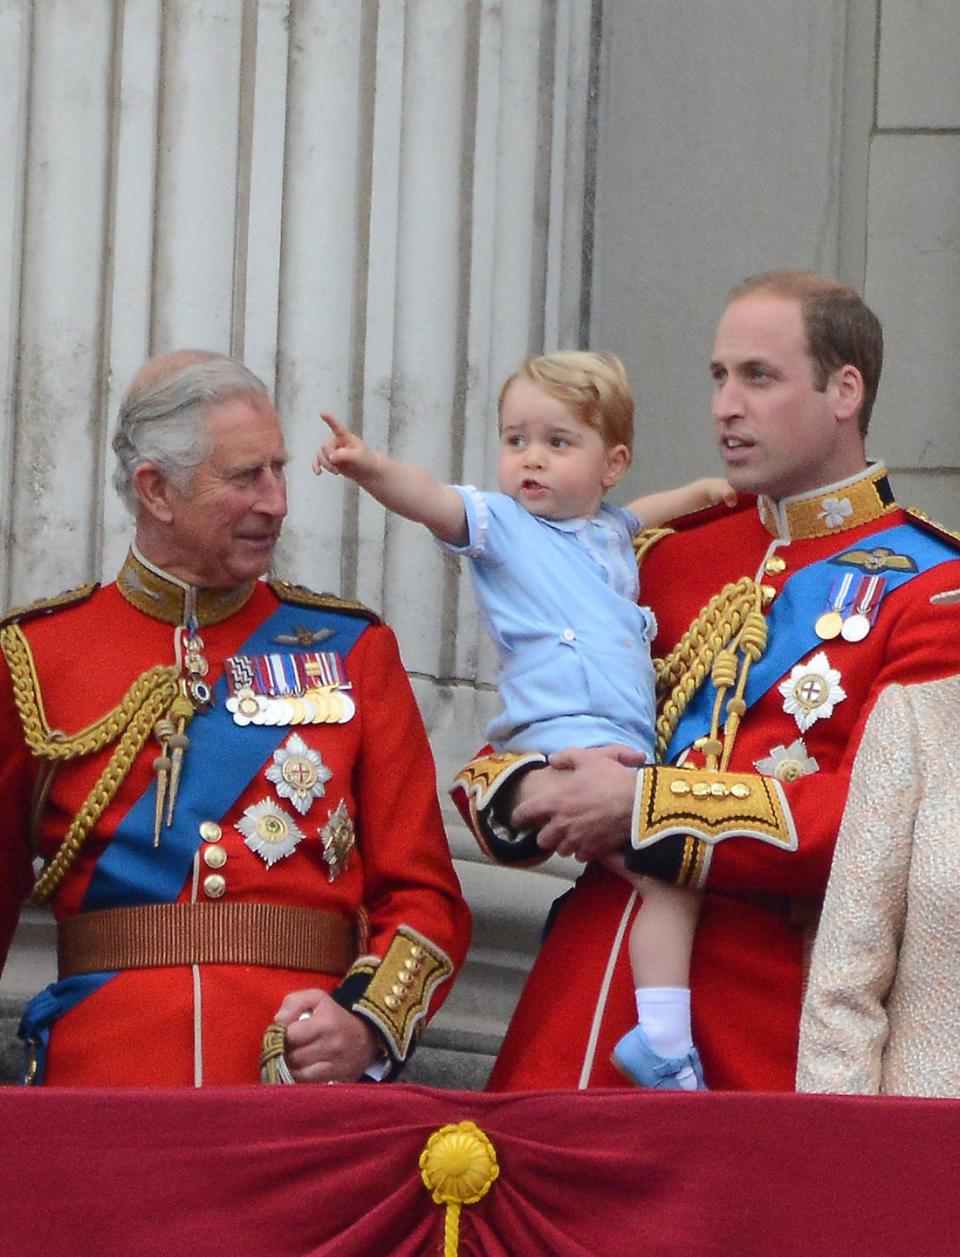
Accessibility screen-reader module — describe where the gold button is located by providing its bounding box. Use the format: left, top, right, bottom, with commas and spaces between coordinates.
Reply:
398, 970, 414, 986
764, 555, 787, 574
391, 984, 406, 999
710, 782, 727, 797
731, 783, 751, 799
410, 946, 424, 959
199, 821, 222, 843
760, 584, 777, 606
203, 844, 227, 869
692, 782, 710, 798
384, 995, 399, 1010
670, 780, 691, 796
203, 873, 226, 899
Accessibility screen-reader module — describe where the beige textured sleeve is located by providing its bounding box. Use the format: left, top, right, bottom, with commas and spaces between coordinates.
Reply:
796, 685, 918, 1094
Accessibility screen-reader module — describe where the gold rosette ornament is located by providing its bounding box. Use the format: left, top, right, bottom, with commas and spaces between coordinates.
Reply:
419, 1121, 499, 1257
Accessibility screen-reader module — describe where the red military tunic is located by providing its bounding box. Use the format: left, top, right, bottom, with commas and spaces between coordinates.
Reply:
0, 550, 470, 1086
453, 466, 960, 1090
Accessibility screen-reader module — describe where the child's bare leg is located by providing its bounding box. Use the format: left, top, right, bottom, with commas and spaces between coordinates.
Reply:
602, 853, 705, 1089
628, 877, 700, 987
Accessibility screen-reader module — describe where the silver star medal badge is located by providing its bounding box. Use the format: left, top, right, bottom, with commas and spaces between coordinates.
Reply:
265, 733, 332, 815
754, 738, 820, 782
236, 799, 306, 867
778, 651, 846, 733
320, 799, 355, 882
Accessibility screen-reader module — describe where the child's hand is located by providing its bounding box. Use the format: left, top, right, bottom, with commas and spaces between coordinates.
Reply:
695, 477, 737, 509
313, 414, 378, 481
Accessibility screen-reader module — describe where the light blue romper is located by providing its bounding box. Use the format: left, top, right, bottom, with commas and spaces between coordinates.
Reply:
443, 486, 657, 757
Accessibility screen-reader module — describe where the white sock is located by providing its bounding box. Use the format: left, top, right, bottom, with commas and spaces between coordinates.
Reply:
634, 987, 697, 1090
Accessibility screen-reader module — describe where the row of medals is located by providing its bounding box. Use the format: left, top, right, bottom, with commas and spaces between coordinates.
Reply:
229, 685, 355, 727
813, 575, 883, 644
814, 607, 872, 643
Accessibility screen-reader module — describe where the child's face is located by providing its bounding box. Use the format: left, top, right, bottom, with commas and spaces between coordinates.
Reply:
497, 377, 629, 520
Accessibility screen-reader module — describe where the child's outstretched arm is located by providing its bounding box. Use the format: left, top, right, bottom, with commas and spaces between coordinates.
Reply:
314, 414, 468, 546
626, 477, 736, 528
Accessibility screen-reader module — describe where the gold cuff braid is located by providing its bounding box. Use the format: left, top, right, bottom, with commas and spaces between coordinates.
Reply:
1, 622, 180, 904
452, 750, 547, 864
634, 765, 796, 855
353, 926, 453, 1062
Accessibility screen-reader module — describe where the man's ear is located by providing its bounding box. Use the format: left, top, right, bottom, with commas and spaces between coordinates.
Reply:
132, 463, 176, 524
833, 364, 864, 424
602, 443, 631, 489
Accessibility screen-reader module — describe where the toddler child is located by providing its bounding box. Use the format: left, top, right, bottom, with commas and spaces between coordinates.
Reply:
314, 351, 734, 1089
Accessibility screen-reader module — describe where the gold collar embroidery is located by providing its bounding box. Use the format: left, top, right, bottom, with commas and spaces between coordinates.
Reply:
758, 465, 896, 542
117, 546, 255, 626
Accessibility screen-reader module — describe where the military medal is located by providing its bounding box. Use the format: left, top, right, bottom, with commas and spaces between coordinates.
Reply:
319, 799, 355, 882
841, 615, 870, 642
813, 610, 843, 640
778, 652, 847, 732
236, 799, 306, 866
265, 733, 332, 815
814, 574, 854, 641
225, 651, 355, 727
840, 575, 885, 642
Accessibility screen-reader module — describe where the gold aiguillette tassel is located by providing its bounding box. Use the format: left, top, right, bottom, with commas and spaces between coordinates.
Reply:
165, 683, 196, 827
153, 717, 175, 847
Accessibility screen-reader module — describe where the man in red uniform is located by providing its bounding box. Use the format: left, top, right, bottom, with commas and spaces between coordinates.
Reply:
453, 271, 960, 1090
0, 350, 470, 1086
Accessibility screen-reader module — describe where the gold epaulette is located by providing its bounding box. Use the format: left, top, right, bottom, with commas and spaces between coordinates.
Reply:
632, 526, 675, 568
0, 582, 99, 630
904, 507, 960, 552
268, 579, 381, 625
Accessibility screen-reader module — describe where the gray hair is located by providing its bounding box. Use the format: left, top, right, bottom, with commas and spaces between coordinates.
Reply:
111, 351, 273, 513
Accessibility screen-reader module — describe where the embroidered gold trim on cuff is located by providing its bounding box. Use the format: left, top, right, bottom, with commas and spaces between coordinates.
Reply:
452, 750, 547, 860
634, 766, 795, 853
452, 751, 546, 815
354, 926, 453, 1061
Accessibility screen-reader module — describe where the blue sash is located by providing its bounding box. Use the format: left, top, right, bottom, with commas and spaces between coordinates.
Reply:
19, 600, 369, 1081
665, 523, 957, 762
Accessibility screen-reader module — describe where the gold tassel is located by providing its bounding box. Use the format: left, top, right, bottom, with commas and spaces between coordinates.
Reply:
420, 1122, 499, 1257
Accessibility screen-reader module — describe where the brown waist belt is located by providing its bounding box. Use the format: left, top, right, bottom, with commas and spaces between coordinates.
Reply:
57, 903, 356, 980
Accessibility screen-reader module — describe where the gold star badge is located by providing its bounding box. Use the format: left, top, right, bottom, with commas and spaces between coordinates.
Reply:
319, 799, 355, 882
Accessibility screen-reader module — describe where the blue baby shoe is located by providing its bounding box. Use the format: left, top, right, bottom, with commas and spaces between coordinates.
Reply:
611, 1024, 707, 1090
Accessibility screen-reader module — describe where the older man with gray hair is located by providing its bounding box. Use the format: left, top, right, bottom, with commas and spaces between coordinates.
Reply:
0, 350, 469, 1087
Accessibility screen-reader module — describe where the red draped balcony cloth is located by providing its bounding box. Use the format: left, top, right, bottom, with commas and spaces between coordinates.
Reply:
2, 1084, 957, 1255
